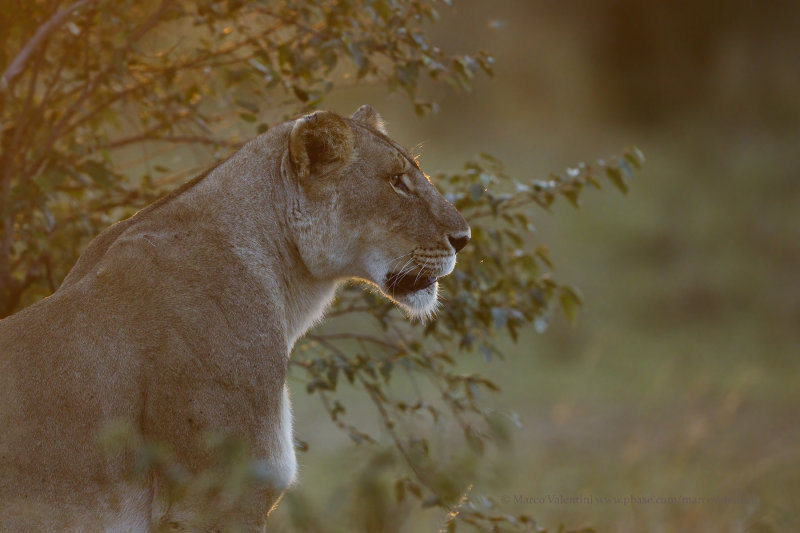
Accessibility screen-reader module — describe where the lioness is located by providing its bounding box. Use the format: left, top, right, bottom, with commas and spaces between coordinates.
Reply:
0, 106, 469, 531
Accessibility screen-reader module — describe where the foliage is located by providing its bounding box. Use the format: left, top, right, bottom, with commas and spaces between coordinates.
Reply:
101, 419, 298, 532
291, 147, 642, 532
1, 1, 642, 531
0, 0, 492, 316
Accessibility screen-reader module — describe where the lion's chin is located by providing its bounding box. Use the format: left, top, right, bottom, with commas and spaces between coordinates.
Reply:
389, 282, 440, 321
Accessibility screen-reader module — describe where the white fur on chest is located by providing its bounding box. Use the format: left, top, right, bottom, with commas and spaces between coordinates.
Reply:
259, 385, 298, 491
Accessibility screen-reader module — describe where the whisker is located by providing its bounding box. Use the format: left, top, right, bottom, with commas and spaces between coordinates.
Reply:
397, 258, 416, 279
389, 257, 416, 296
413, 266, 425, 284
388, 251, 412, 265
387, 251, 414, 272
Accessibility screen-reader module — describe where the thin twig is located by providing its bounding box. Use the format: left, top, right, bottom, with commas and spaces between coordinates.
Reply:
24, 0, 176, 180
307, 332, 402, 352
362, 380, 426, 479
0, 0, 96, 92
105, 133, 243, 151
325, 305, 374, 317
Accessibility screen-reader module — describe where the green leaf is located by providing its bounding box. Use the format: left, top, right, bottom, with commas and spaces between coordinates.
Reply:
235, 99, 259, 113
41, 205, 55, 232
322, 49, 338, 72
559, 286, 583, 324
455, 55, 478, 79
292, 85, 309, 102
395, 479, 405, 503
479, 345, 493, 362
396, 61, 420, 89
410, 32, 428, 51
422, 495, 441, 508
277, 44, 293, 67
534, 314, 550, 334
406, 481, 422, 499
490, 307, 508, 329
379, 361, 393, 383
626, 145, 646, 168
35, 163, 66, 192
346, 41, 366, 72
617, 157, 633, 179
469, 183, 485, 202
479, 152, 501, 166
464, 425, 485, 455
247, 58, 270, 74
477, 51, 495, 77
534, 245, 553, 269
605, 165, 628, 194
80, 160, 114, 189
326, 366, 338, 390
562, 186, 581, 208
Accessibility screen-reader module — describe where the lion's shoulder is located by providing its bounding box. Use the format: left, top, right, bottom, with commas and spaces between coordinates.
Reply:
58, 163, 226, 288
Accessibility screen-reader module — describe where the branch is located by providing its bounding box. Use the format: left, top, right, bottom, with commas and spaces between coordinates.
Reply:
325, 305, 374, 317
128, 0, 173, 44
0, 0, 96, 93
105, 134, 243, 151
361, 378, 436, 494
23, 1, 176, 180
317, 390, 375, 444
307, 332, 404, 352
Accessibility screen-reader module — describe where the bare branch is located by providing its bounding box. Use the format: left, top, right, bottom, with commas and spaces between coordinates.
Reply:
307, 332, 404, 352
361, 378, 435, 492
128, 0, 173, 44
0, 0, 96, 93
23, 1, 178, 180
325, 305, 374, 317
105, 134, 243, 151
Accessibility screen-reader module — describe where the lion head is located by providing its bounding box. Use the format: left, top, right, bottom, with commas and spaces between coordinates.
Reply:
284, 105, 470, 318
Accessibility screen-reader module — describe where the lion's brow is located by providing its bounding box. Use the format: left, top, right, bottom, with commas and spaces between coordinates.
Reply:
350, 120, 420, 170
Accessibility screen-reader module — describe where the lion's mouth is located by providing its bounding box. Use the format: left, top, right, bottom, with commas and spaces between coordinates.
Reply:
386, 271, 438, 295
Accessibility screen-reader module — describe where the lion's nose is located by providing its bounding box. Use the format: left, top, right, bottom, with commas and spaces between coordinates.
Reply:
447, 233, 470, 253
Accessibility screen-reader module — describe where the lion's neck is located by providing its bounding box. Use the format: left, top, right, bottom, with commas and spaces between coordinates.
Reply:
190, 143, 340, 351
269, 236, 339, 348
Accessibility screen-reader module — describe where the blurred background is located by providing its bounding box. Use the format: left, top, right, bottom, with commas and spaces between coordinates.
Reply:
277, 1, 800, 531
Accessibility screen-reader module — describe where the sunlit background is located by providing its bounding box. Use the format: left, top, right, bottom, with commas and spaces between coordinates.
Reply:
277, 2, 800, 531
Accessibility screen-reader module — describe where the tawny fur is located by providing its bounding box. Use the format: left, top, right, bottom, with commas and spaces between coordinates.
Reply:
0, 105, 469, 531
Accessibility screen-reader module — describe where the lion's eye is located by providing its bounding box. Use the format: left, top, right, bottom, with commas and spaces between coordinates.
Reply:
390, 173, 411, 195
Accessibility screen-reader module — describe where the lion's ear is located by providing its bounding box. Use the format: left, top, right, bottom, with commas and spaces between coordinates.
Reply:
289, 111, 354, 181
351, 104, 387, 134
